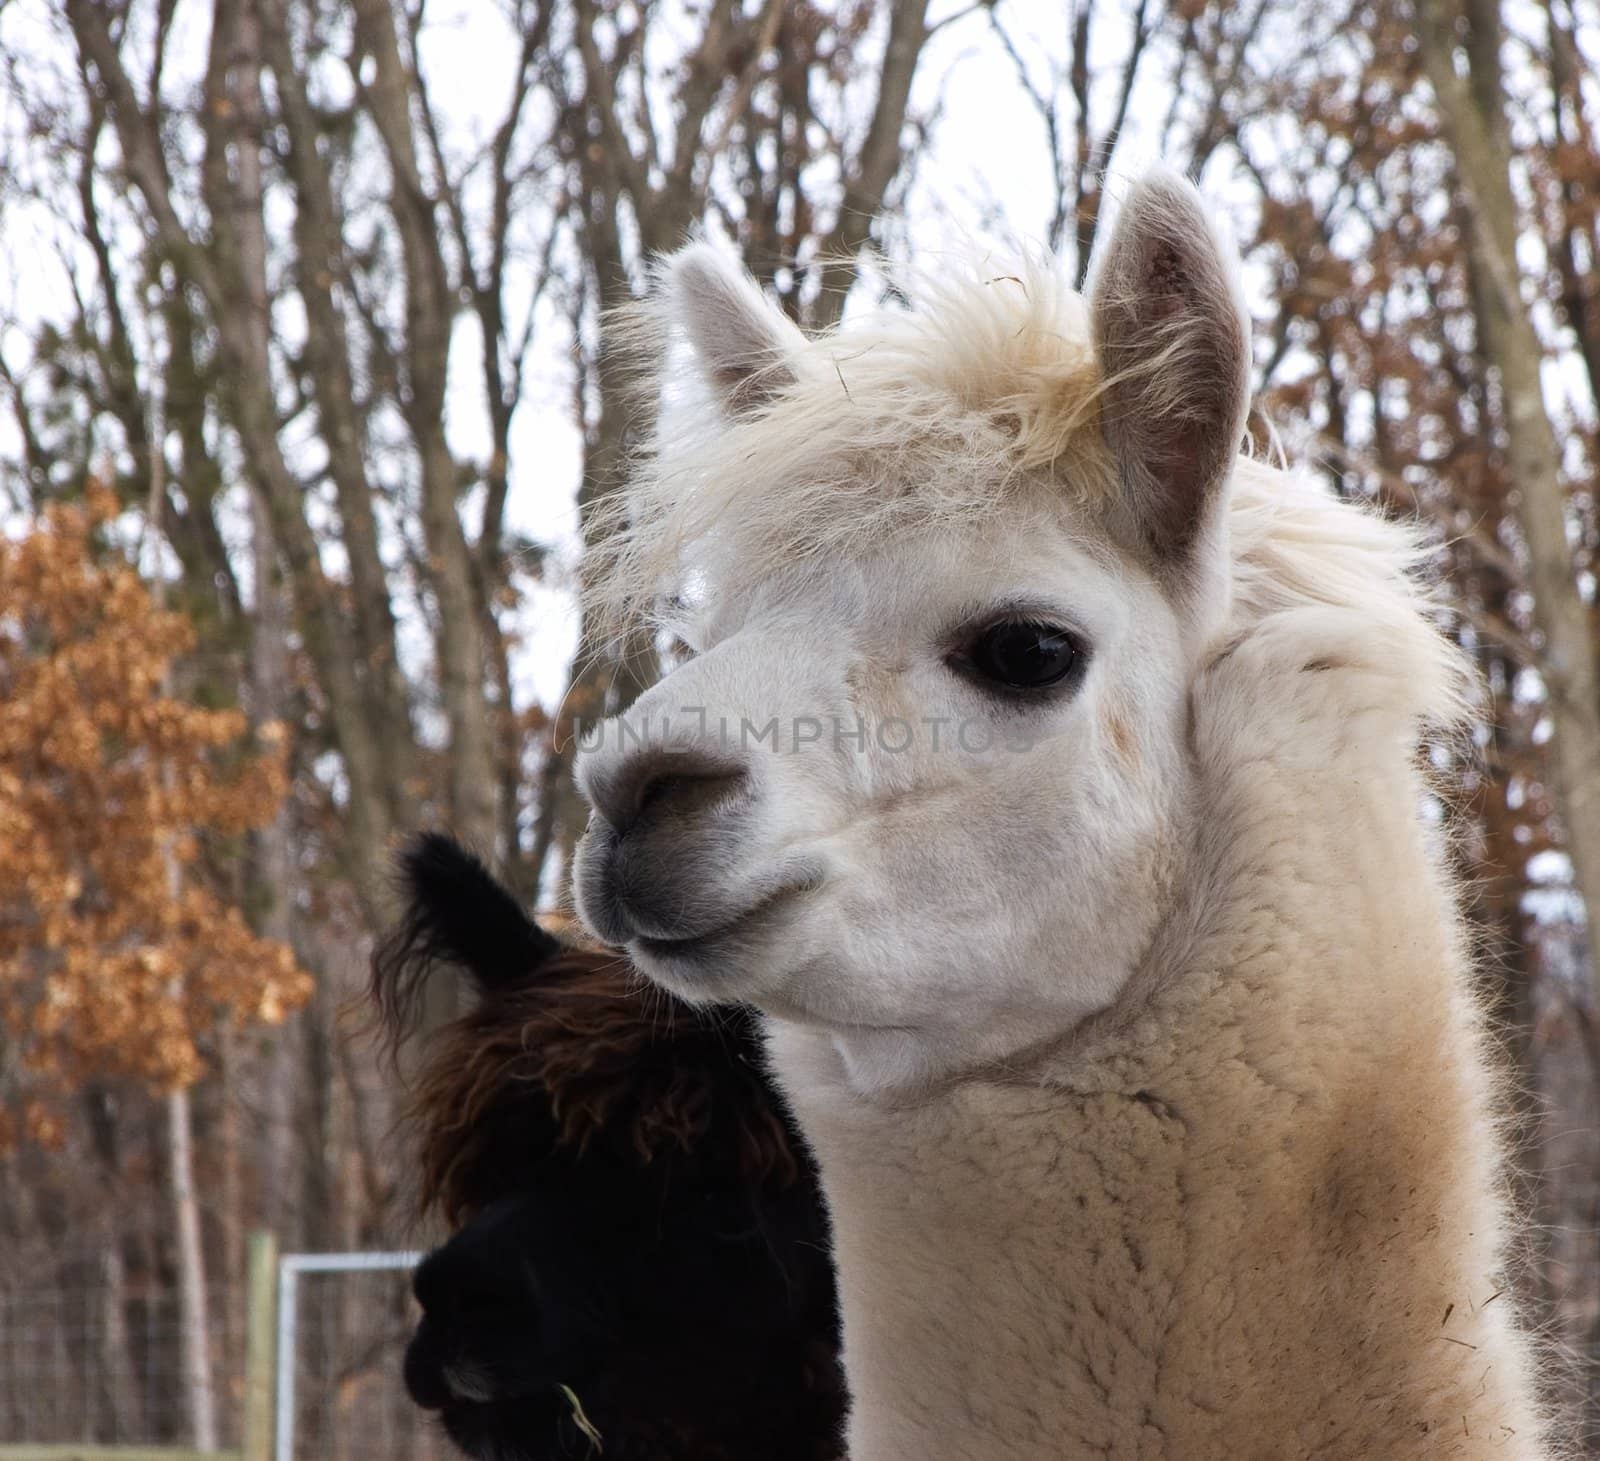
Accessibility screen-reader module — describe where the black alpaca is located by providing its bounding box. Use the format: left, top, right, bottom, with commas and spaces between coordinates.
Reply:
371, 834, 846, 1461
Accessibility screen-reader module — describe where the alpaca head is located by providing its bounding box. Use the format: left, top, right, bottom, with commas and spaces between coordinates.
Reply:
574, 172, 1253, 1093
372, 835, 845, 1461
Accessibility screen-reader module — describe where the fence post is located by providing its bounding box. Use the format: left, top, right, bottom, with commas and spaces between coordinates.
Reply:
242, 1231, 277, 1461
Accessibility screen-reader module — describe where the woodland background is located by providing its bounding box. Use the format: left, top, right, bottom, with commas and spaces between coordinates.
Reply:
1, 0, 1598, 1452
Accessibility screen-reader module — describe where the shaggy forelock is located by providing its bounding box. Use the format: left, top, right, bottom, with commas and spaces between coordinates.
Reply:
588, 251, 1116, 642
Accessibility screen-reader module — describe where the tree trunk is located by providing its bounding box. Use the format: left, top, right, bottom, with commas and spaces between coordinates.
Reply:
295, 978, 339, 1461
352, 0, 501, 873
84, 1087, 144, 1442
248, 483, 300, 1239
98, 1239, 134, 1441
809, 0, 932, 329
257, 0, 420, 817
167, 1087, 218, 1451
1418, 0, 1600, 995
217, 1030, 245, 1381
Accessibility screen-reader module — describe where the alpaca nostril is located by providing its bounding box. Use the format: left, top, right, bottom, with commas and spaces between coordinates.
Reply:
632, 765, 748, 830
591, 745, 750, 835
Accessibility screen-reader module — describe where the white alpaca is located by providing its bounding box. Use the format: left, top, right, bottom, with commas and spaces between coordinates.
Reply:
571, 173, 1552, 1459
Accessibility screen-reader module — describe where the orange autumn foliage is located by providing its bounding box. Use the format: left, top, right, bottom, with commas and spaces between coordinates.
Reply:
0, 488, 311, 1131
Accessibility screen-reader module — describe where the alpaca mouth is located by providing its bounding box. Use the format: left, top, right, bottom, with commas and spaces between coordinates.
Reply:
631, 879, 814, 965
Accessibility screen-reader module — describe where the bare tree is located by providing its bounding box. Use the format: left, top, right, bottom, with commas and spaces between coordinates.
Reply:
987, 0, 1154, 281
1418, 0, 1600, 991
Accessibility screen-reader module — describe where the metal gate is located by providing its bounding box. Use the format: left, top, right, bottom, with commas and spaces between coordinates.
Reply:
272, 1248, 439, 1461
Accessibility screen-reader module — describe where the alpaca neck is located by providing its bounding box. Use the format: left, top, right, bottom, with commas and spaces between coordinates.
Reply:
770, 744, 1544, 1460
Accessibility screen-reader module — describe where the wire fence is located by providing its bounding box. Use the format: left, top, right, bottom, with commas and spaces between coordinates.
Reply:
0, 1281, 204, 1449
0, 1241, 451, 1460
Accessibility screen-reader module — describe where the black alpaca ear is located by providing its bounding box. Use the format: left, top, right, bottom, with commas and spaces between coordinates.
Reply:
1087, 170, 1252, 565
370, 834, 559, 1041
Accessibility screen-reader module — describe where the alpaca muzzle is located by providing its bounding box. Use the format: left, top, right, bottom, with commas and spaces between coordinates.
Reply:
573, 743, 762, 948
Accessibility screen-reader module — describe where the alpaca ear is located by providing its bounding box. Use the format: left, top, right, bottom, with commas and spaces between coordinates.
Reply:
665, 245, 804, 415
370, 833, 562, 1047
1087, 171, 1252, 563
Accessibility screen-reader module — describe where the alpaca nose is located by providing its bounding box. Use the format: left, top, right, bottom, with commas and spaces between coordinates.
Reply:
587, 746, 749, 837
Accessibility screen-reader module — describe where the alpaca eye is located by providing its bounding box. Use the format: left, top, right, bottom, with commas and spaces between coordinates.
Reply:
959, 621, 1083, 692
